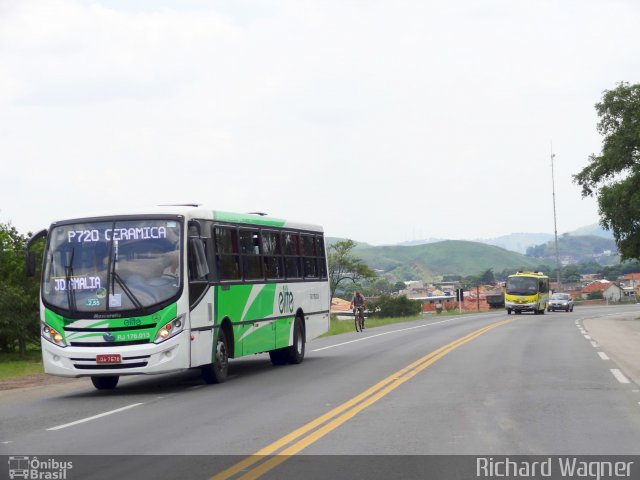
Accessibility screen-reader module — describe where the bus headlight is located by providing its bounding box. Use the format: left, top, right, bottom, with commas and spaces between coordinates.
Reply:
42, 322, 67, 347
154, 315, 185, 344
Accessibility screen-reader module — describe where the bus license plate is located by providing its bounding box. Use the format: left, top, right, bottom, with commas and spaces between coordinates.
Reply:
96, 354, 121, 364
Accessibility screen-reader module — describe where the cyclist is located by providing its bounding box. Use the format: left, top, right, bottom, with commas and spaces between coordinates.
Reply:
350, 291, 366, 330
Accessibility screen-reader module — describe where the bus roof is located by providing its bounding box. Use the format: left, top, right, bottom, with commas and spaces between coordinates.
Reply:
508, 271, 548, 278
49, 205, 324, 233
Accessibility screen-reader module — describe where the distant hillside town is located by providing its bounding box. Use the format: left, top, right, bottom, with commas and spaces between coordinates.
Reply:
331, 273, 639, 316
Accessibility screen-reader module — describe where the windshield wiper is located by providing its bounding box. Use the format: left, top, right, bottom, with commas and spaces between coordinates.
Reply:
65, 248, 77, 313
111, 269, 143, 310
106, 229, 143, 311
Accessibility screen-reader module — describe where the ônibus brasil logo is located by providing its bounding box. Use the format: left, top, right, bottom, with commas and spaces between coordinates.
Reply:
8, 456, 73, 480
278, 286, 294, 314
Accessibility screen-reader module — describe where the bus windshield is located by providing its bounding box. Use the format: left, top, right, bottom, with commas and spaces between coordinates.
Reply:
42, 218, 182, 314
506, 276, 539, 296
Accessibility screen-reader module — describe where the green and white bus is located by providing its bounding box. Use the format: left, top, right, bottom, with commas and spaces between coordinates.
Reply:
26, 206, 330, 390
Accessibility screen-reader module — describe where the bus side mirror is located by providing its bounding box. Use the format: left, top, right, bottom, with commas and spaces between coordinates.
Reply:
26, 251, 36, 277
25, 228, 48, 277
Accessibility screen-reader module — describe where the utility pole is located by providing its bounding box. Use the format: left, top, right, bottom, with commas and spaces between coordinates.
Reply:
551, 142, 561, 292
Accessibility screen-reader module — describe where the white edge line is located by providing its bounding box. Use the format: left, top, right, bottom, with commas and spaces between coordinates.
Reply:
47, 403, 144, 431
610, 369, 631, 384
590, 341, 599, 348
311, 316, 466, 352
597, 352, 610, 360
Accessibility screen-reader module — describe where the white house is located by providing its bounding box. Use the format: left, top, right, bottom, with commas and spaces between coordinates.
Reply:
603, 283, 624, 302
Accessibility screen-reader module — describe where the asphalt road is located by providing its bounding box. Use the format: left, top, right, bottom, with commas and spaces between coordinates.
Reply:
2, 305, 640, 479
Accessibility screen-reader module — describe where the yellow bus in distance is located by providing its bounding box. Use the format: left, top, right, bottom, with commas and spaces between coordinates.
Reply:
505, 271, 550, 315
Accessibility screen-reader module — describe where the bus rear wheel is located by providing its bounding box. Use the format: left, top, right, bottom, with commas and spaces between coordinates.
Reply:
269, 349, 288, 365
269, 317, 305, 365
285, 317, 305, 364
91, 375, 119, 390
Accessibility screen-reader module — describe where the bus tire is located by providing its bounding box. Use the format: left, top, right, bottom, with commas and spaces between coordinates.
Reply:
286, 317, 305, 365
507, 309, 512, 315
269, 349, 288, 365
91, 375, 119, 390
202, 330, 229, 384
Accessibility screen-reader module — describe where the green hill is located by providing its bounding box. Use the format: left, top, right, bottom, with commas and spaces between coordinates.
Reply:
353, 240, 539, 281
525, 234, 618, 265
568, 224, 614, 239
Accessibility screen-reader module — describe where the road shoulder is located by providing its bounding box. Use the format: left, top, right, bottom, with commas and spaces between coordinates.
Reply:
583, 314, 640, 386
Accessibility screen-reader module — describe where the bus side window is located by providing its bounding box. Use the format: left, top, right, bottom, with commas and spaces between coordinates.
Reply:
188, 222, 211, 307
302, 234, 317, 278
316, 235, 327, 279
283, 232, 301, 279
263, 231, 284, 280
214, 226, 241, 281
239, 229, 263, 280
189, 238, 209, 281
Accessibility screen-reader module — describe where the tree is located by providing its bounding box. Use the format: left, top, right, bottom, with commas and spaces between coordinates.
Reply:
393, 281, 406, 293
327, 239, 376, 301
0, 222, 42, 354
367, 295, 422, 318
478, 268, 496, 285
561, 265, 581, 283
461, 275, 478, 290
371, 277, 394, 295
574, 82, 640, 261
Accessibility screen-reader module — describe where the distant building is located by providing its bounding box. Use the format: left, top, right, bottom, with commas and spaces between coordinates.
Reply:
621, 286, 636, 300
581, 280, 613, 299
581, 274, 603, 283
621, 273, 640, 290
404, 280, 424, 290
603, 283, 624, 302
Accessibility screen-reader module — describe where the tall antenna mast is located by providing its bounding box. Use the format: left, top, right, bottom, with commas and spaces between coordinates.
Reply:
551, 142, 561, 291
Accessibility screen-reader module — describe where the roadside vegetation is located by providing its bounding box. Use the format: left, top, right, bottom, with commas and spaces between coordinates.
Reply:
325, 308, 490, 336
0, 349, 43, 380
0, 222, 43, 357
325, 314, 422, 336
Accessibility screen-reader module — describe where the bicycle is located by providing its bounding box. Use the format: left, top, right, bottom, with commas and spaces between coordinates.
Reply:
354, 307, 364, 332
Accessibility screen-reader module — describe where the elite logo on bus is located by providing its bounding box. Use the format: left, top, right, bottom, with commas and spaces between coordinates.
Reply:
278, 286, 295, 314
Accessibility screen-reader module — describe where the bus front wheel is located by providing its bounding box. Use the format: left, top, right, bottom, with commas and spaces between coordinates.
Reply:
91, 375, 119, 390
202, 330, 229, 384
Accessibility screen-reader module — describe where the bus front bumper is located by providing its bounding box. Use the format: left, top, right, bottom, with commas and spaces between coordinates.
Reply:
40, 332, 191, 378
505, 302, 537, 312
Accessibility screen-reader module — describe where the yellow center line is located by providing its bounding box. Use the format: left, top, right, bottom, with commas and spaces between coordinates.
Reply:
211, 318, 514, 480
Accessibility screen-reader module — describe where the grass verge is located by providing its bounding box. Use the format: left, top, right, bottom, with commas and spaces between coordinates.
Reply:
0, 350, 44, 380
325, 309, 490, 336
324, 314, 424, 336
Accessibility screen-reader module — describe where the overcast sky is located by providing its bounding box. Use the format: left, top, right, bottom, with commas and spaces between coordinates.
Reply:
1, 0, 638, 245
